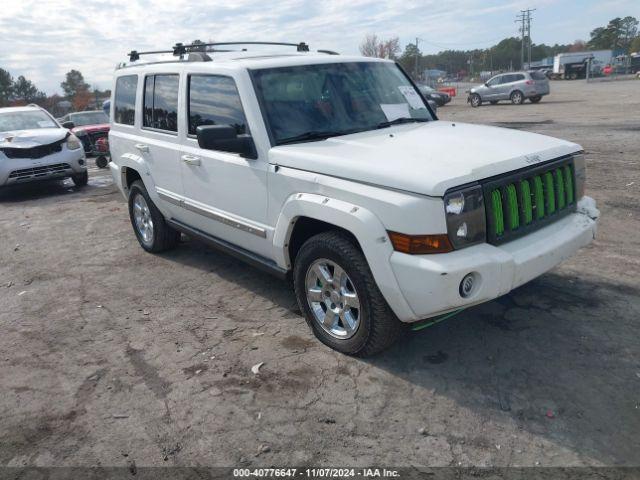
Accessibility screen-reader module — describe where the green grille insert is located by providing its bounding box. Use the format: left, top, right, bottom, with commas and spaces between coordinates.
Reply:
555, 169, 566, 209
533, 175, 545, 218
506, 184, 519, 230
520, 180, 533, 224
491, 189, 504, 236
564, 165, 574, 204
544, 172, 556, 214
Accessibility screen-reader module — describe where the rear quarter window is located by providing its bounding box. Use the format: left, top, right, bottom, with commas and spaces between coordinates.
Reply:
114, 75, 138, 125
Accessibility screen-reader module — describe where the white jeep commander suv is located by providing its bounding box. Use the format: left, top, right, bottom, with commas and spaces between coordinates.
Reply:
109, 42, 599, 356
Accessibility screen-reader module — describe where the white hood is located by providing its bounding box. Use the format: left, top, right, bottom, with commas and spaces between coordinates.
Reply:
0, 128, 68, 149
268, 121, 581, 196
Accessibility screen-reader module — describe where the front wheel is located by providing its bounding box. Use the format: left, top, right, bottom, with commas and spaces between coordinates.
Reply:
530, 96, 542, 103
293, 231, 403, 356
470, 94, 482, 108
128, 180, 179, 253
72, 170, 88, 187
510, 90, 524, 105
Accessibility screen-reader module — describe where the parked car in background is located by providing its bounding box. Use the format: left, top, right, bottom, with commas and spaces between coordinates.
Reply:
58, 110, 110, 161
467, 71, 550, 107
0, 105, 87, 187
418, 85, 451, 107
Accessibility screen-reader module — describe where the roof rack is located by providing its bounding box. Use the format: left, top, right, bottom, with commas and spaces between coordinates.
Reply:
127, 41, 337, 62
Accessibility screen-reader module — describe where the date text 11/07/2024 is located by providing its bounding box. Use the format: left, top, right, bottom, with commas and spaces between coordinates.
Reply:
232, 468, 400, 478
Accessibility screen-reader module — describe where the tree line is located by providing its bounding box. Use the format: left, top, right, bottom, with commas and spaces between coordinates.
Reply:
0, 68, 109, 115
360, 16, 640, 78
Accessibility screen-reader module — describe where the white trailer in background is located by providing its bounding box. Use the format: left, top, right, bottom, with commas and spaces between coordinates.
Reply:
552, 50, 612, 79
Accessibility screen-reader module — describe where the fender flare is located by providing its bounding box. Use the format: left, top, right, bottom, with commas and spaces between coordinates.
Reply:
117, 152, 152, 194
272, 193, 417, 321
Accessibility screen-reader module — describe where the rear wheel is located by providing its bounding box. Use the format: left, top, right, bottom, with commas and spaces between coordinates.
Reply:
470, 94, 482, 108
72, 170, 88, 187
510, 90, 524, 105
293, 231, 403, 356
128, 180, 179, 253
96, 156, 109, 168
530, 96, 542, 103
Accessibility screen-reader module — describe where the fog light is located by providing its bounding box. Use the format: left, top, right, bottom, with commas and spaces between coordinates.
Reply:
459, 273, 476, 298
78, 159, 85, 166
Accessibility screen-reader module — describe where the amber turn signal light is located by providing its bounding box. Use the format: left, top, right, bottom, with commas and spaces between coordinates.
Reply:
387, 231, 453, 254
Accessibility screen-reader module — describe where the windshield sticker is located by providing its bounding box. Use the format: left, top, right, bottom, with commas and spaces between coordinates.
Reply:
37, 120, 55, 128
380, 103, 410, 122
398, 86, 426, 110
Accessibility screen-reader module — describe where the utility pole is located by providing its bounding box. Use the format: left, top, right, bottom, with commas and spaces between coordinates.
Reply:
516, 8, 535, 69
414, 37, 422, 80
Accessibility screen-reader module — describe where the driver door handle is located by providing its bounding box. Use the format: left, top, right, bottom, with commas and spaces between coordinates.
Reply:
181, 154, 201, 166
135, 143, 149, 153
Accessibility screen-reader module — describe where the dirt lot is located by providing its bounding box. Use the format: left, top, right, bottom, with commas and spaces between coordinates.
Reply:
1, 79, 639, 469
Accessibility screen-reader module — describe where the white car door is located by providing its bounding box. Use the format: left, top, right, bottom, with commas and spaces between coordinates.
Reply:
178, 72, 270, 258
137, 73, 183, 213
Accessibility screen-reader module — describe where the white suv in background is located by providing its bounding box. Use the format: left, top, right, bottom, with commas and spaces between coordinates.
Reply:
0, 106, 87, 188
109, 42, 598, 356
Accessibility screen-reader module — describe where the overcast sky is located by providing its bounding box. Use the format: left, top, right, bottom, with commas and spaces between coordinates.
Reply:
1, 0, 638, 94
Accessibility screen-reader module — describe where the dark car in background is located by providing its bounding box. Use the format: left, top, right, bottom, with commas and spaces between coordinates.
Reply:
418, 85, 451, 107
58, 111, 110, 161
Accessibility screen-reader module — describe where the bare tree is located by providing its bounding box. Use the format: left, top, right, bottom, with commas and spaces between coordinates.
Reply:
360, 35, 400, 59
360, 34, 380, 57
380, 37, 400, 60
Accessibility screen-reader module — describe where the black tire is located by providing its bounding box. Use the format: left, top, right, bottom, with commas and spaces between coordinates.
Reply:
96, 156, 109, 168
490, 101, 499, 105
470, 94, 482, 108
72, 170, 88, 187
128, 180, 179, 253
293, 231, 403, 356
510, 90, 524, 105
530, 96, 542, 103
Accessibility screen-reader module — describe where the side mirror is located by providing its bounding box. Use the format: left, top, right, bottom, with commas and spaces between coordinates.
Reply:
196, 125, 257, 159
61, 121, 75, 129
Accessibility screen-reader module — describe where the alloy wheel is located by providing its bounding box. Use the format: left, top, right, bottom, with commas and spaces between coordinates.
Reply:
133, 194, 154, 246
305, 258, 361, 339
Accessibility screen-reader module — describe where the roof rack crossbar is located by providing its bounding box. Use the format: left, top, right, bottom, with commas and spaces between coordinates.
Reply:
172, 41, 310, 56
128, 49, 174, 62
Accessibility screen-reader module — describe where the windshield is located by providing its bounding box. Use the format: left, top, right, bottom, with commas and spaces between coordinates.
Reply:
0, 110, 57, 133
252, 62, 433, 145
70, 111, 109, 126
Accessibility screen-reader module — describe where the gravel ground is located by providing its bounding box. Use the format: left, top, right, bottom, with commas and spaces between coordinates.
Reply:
1, 79, 639, 469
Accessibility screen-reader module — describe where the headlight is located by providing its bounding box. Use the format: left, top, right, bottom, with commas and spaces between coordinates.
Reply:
66, 135, 82, 150
573, 152, 586, 199
444, 185, 486, 249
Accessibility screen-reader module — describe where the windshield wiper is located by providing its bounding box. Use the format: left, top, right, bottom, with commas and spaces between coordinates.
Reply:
277, 129, 360, 146
376, 117, 429, 129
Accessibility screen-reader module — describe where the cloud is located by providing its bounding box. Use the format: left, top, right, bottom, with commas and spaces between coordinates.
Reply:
0, 0, 637, 94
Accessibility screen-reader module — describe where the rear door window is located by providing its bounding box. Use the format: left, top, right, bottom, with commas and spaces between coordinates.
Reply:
187, 75, 249, 136
114, 75, 138, 125
143, 74, 179, 132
